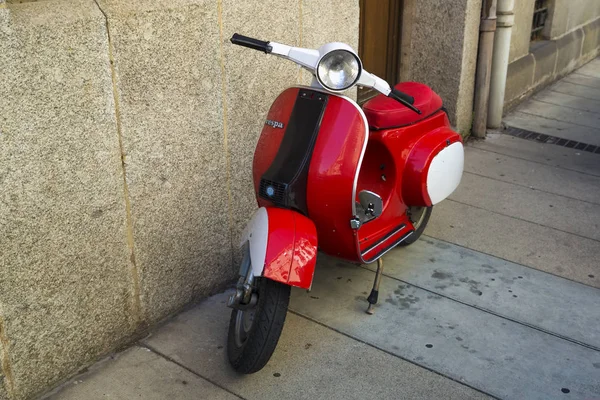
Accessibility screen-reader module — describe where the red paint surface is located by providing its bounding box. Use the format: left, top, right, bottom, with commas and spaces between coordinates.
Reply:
306, 95, 367, 262
356, 110, 461, 261
289, 212, 318, 288
362, 82, 443, 129
251, 85, 462, 266
253, 88, 299, 207
263, 207, 295, 284
262, 207, 317, 290
402, 127, 462, 206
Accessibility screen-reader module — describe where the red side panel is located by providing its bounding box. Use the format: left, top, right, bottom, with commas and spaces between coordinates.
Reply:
355, 110, 455, 261
262, 207, 317, 289
306, 95, 367, 263
253, 88, 299, 205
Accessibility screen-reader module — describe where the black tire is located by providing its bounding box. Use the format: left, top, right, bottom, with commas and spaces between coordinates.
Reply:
227, 278, 290, 374
399, 206, 432, 246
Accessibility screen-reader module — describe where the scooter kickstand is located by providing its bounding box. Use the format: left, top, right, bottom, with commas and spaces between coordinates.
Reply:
366, 258, 384, 315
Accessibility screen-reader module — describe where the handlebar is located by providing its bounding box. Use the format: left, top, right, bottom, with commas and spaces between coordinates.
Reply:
230, 33, 272, 54
389, 88, 421, 114
230, 33, 421, 114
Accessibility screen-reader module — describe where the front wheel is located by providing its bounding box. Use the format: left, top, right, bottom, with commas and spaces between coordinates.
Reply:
227, 277, 290, 374
399, 206, 433, 246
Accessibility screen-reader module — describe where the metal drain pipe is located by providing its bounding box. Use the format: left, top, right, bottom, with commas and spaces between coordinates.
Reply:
487, 0, 515, 128
472, 0, 497, 137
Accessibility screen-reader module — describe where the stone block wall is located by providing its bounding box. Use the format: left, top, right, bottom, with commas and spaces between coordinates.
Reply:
544, 0, 600, 40
0, 1, 358, 399
509, 0, 535, 63
505, 1, 600, 109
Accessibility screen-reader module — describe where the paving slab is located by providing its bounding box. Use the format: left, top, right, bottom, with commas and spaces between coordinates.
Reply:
290, 259, 600, 400
564, 72, 600, 90
549, 81, 600, 101
468, 133, 600, 177
503, 111, 600, 145
576, 58, 600, 78
516, 99, 600, 129
464, 147, 600, 204
368, 238, 600, 349
143, 292, 489, 400
46, 346, 238, 400
425, 200, 600, 287
450, 172, 600, 240
533, 89, 600, 113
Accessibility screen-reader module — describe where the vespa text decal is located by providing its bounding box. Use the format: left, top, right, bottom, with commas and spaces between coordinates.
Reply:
265, 119, 284, 129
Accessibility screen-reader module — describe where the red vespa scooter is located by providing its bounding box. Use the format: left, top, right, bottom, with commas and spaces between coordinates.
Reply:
226, 34, 464, 373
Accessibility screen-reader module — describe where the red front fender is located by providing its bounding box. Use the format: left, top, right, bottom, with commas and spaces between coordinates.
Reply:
259, 207, 318, 290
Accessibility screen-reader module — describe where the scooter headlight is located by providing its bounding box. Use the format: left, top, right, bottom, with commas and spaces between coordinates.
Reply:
316, 50, 361, 91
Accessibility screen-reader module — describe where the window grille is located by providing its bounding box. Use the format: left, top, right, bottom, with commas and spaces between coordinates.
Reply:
531, 0, 549, 41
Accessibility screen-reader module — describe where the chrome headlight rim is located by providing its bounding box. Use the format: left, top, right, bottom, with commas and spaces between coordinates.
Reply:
316, 49, 362, 92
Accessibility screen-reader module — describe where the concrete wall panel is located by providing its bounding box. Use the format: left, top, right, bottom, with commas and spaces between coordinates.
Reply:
509, 0, 535, 63
95, 0, 233, 324
0, 380, 7, 400
555, 28, 584, 76
545, 0, 600, 39
408, 0, 464, 125
565, 0, 600, 32
221, 0, 301, 255
455, 0, 483, 135
544, 0, 568, 39
532, 41, 558, 86
0, 1, 136, 399
301, 0, 359, 51
582, 17, 600, 58
505, 53, 535, 105
0, 311, 10, 400
403, 0, 482, 135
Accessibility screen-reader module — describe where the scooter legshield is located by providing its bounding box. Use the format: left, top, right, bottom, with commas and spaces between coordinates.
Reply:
240, 207, 318, 290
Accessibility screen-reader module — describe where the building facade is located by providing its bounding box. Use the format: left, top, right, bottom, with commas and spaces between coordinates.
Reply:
506, 0, 600, 108
0, 0, 598, 399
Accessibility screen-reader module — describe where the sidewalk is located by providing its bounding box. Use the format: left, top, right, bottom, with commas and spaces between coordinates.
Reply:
44, 59, 600, 400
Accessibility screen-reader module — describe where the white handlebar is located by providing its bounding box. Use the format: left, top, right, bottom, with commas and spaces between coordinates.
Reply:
268, 41, 391, 96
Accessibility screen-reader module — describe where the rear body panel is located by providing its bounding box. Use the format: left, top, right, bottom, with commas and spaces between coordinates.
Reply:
357, 111, 462, 262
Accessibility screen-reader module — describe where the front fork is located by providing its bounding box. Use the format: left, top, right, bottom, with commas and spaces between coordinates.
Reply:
227, 242, 258, 311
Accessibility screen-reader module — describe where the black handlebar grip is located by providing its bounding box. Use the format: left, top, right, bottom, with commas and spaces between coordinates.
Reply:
389, 88, 421, 114
230, 33, 272, 53
390, 88, 415, 105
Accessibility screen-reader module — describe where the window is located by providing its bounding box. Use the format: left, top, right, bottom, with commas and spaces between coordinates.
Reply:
531, 0, 549, 41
